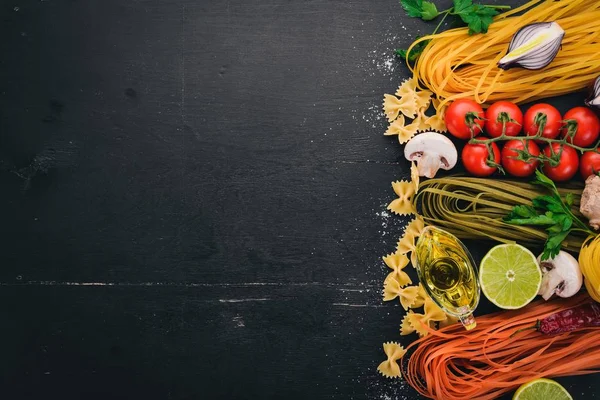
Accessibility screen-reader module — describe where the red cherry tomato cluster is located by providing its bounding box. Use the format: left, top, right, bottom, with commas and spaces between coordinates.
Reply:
445, 99, 600, 181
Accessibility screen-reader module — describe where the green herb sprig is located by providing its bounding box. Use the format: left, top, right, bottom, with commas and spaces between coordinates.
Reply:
396, 0, 510, 61
503, 171, 595, 261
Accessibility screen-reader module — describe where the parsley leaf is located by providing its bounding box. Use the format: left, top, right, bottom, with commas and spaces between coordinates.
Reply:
421, 1, 439, 21
532, 196, 565, 214
397, 0, 510, 60
395, 39, 429, 62
400, 0, 424, 18
504, 170, 592, 261
454, 2, 499, 34
565, 192, 574, 207
503, 210, 556, 226
542, 230, 569, 260
533, 170, 557, 191
505, 205, 537, 219
453, 0, 474, 15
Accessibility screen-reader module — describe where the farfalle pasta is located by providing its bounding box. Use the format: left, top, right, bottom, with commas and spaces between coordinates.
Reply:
413, 110, 430, 133
395, 78, 417, 97
400, 313, 416, 336
384, 116, 419, 144
383, 94, 418, 121
410, 162, 419, 192
405, 216, 425, 238
382, 253, 412, 287
396, 217, 424, 267
384, 115, 405, 136
397, 229, 417, 267
406, 311, 434, 337
415, 90, 433, 111
405, 298, 447, 337
411, 283, 427, 309
377, 342, 406, 378
383, 77, 442, 146
424, 112, 446, 132
387, 180, 415, 216
383, 279, 419, 310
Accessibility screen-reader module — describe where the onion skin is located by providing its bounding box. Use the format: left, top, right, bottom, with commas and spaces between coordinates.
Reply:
498, 22, 565, 70
585, 76, 600, 109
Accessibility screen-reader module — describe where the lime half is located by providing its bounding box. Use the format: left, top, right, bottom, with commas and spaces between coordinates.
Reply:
479, 244, 541, 309
513, 378, 572, 400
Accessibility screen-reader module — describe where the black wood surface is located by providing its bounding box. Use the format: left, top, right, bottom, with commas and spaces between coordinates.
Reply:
1, 0, 598, 399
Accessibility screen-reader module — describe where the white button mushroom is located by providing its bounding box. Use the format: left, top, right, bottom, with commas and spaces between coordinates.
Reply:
537, 251, 583, 301
404, 132, 458, 178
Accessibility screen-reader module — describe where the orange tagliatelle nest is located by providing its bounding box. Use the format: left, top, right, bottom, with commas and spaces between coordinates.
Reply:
402, 293, 600, 400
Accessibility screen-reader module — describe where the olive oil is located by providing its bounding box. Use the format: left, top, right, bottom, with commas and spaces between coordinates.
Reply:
415, 226, 480, 330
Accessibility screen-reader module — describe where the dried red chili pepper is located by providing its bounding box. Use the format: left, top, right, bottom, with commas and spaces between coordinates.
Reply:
538, 302, 600, 334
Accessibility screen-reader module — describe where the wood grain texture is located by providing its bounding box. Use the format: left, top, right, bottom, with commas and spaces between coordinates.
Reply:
0, 0, 598, 399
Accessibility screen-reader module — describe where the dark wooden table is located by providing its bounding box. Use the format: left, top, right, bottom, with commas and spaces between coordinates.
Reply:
1, 0, 598, 398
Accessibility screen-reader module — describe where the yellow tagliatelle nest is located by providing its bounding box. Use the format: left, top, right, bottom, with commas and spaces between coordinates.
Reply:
409, 0, 600, 105
578, 235, 600, 302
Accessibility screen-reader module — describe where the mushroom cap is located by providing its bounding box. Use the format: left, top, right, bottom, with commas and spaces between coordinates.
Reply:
403, 132, 458, 170
537, 251, 583, 300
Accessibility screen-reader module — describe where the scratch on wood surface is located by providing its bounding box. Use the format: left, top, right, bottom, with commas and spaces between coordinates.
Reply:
332, 303, 385, 308
180, 4, 186, 124
232, 315, 245, 328
219, 298, 270, 303
0, 281, 378, 289
334, 160, 401, 166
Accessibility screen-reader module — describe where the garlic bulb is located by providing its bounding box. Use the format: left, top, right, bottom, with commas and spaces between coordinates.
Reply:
498, 22, 565, 70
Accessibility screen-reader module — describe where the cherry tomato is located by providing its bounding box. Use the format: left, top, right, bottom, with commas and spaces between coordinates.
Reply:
462, 137, 501, 177
561, 107, 600, 147
523, 103, 562, 141
501, 140, 540, 178
580, 151, 600, 179
445, 99, 485, 140
542, 143, 579, 182
485, 101, 523, 138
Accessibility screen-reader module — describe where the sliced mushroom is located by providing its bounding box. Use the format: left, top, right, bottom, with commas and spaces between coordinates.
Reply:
404, 132, 457, 178
537, 251, 583, 301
